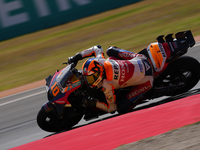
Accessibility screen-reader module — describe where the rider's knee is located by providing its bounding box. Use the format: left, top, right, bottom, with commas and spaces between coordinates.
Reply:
117, 98, 133, 114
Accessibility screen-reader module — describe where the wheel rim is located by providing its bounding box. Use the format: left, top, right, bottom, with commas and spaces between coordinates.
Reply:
45, 111, 64, 128
163, 69, 193, 87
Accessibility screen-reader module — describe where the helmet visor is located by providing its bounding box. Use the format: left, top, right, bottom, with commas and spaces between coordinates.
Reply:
84, 72, 100, 85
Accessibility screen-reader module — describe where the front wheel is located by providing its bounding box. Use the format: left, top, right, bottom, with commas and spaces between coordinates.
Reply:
37, 107, 84, 132
159, 56, 200, 96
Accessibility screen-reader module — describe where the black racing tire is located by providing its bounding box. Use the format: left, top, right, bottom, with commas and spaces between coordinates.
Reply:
161, 56, 200, 96
37, 107, 84, 132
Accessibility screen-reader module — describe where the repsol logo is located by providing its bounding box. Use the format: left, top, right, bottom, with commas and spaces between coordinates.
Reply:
114, 64, 119, 80
109, 60, 119, 80
158, 43, 166, 57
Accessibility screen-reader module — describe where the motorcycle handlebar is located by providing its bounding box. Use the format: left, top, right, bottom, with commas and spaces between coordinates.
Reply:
71, 63, 78, 75
70, 63, 85, 84
62, 62, 77, 74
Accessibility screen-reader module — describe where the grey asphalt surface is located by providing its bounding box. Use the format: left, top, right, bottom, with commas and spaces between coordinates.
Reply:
0, 44, 200, 150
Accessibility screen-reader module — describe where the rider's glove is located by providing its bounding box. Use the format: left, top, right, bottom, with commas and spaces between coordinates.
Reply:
82, 96, 97, 107
68, 52, 82, 66
68, 56, 78, 66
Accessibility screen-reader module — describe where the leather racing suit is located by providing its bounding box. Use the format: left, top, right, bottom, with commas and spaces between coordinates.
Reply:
69, 45, 154, 113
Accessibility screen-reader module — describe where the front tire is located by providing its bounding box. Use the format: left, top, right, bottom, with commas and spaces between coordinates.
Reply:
37, 107, 84, 132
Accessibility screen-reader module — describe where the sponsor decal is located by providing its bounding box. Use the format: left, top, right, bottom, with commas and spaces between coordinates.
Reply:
57, 81, 64, 92
109, 59, 119, 80
142, 60, 153, 76
148, 58, 153, 68
172, 42, 178, 49
113, 64, 119, 80
55, 101, 66, 104
137, 60, 143, 74
127, 84, 152, 99
116, 60, 134, 86
121, 63, 126, 82
119, 52, 133, 59
143, 61, 151, 71
118, 52, 144, 59
169, 42, 174, 52
158, 43, 166, 57
180, 40, 186, 44
135, 54, 144, 58
162, 43, 171, 52
65, 80, 81, 92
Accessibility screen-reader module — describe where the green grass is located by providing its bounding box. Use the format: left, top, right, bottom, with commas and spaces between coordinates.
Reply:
1, 0, 200, 92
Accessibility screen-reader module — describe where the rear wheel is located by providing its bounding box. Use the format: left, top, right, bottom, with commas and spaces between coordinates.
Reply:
158, 56, 200, 96
37, 107, 84, 132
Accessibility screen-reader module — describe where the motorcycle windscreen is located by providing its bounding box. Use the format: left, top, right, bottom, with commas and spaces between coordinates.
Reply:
47, 65, 81, 103
56, 65, 81, 93
57, 66, 74, 88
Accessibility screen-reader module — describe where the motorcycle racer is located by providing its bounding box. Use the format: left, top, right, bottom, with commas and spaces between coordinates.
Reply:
68, 45, 157, 114
37, 30, 198, 132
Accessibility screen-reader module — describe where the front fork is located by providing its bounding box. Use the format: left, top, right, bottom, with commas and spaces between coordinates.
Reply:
41, 101, 66, 118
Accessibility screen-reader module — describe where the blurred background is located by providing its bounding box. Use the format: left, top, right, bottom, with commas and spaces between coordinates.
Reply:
0, 0, 200, 92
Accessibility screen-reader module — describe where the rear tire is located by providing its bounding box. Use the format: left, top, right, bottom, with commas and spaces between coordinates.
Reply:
160, 56, 200, 96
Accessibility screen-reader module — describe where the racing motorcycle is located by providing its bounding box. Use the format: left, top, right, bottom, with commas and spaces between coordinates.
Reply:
37, 30, 200, 132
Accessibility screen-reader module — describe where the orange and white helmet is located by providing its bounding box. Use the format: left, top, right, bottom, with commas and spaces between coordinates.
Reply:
82, 58, 104, 88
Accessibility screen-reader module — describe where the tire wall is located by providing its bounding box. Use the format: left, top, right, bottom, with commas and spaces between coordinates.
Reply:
0, 0, 141, 41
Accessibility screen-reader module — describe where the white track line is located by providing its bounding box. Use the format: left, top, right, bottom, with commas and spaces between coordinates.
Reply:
0, 86, 45, 100
0, 91, 45, 107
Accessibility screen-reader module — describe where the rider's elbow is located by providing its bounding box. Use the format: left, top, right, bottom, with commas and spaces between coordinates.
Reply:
106, 47, 112, 57
107, 103, 117, 113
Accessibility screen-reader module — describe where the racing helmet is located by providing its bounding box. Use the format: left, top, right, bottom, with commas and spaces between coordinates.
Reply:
82, 58, 104, 87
